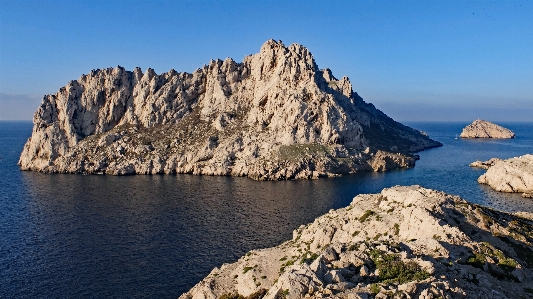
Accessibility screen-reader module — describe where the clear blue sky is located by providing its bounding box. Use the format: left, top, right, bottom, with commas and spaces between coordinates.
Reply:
1, 0, 532, 121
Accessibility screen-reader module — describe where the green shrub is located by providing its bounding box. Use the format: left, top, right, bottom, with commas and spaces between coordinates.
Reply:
393, 223, 400, 236
465, 253, 486, 269
370, 250, 431, 284
219, 293, 244, 299
359, 210, 375, 222
369, 283, 380, 294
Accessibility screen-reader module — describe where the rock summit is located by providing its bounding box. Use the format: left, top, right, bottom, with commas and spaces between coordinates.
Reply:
19, 40, 441, 180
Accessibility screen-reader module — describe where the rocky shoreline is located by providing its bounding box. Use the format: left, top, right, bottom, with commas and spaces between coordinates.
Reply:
179, 186, 533, 299
18, 40, 441, 180
471, 155, 533, 198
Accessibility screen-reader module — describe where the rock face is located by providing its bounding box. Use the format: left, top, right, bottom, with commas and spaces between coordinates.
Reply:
179, 186, 533, 299
474, 155, 533, 198
460, 120, 515, 139
19, 40, 441, 180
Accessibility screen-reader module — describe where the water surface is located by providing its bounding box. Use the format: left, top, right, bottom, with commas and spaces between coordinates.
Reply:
1, 121, 532, 298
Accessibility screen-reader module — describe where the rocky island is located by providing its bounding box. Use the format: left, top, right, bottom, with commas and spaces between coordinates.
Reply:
460, 120, 515, 139
19, 40, 441, 180
471, 155, 533, 198
180, 186, 533, 299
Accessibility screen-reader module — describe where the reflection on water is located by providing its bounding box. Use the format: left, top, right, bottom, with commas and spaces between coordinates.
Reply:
1, 121, 532, 298
10, 173, 356, 298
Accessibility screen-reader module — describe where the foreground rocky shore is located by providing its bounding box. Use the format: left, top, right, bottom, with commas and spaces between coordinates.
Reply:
180, 186, 533, 299
471, 154, 533, 198
19, 40, 440, 180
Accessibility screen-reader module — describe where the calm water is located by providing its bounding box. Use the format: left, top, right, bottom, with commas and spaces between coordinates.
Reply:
1, 121, 532, 298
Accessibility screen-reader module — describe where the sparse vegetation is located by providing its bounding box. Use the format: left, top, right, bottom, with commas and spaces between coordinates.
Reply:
369, 250, 431, 284
348, 244, 358, 251
278, 144, 330, 161
393, 223, 400, 236
275, 289, 289, 299
465, 253, 486, 269
369, 283, 380, 294
219, 293, 244, 299
359, 210, 375, 222
279, 259, 295, 273
243, 265, 257, 274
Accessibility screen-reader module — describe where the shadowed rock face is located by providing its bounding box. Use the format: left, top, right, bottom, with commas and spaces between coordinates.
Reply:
179, 186, 533, 299
460, 120, 515, 139
19, 40, 441, 180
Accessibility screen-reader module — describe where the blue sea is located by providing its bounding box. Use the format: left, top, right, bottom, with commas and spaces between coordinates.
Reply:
1, 121, 532, 298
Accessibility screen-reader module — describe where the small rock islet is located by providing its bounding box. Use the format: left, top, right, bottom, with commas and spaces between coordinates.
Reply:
460, 120, 515, 139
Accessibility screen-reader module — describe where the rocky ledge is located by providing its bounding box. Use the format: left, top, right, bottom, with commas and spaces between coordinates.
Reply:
472, 155, 533, 198
19, 40, 441, 180
179, 186, 533, 299
460, 120, 515, 139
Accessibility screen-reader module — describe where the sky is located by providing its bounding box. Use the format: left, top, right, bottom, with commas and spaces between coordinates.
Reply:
0, 0, 532, 122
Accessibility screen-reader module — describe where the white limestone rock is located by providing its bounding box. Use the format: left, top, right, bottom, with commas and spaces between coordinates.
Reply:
460, 120, 515, 139
19, 40, 441, 180
476, 154, 533, 195
179, 186, 533, 299
470, 158, 502, 170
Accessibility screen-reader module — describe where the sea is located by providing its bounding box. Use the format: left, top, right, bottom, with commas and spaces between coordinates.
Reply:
1, 121, 532, 298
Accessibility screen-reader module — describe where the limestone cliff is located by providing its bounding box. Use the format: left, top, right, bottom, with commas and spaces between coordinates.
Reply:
19, 40, 441, 180
179, 186, 533, 299
460, 120, 515, 139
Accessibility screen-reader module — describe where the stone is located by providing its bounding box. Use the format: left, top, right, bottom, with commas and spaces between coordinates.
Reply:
19, 40, 441, 180
476, 154, 533, 193
324, 270, 345, 284
359, 265, 370, 277
460, 119, 515, 138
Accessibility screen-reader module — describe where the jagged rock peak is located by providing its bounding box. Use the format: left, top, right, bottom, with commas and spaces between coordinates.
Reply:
460, 119, 515, 138
19, 40, 442, 180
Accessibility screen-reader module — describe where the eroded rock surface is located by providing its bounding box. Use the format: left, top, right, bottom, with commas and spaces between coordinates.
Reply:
460, 120, 515, 139
475, 155, 533, 198
179, 186, 533, 299
19, 40, 441, 180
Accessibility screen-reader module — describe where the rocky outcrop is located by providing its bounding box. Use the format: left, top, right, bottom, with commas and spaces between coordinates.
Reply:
460, 120, 515, 139
474, 155, 533, 198
469, 158, 502, 170
19, 40, 441, 180
179, 186, 533, 299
